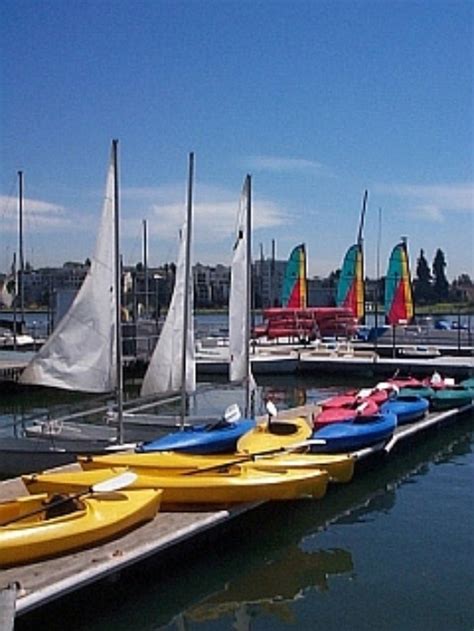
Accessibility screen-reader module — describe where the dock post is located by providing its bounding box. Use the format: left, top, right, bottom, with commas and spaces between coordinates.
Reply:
0, 583, 18, 631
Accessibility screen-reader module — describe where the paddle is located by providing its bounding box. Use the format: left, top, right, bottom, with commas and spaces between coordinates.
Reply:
2, 471, 138, 527
183, 438, 327, 476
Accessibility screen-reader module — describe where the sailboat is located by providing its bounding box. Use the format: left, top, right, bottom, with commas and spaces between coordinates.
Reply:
280, 244, 307, 309
255, 242, 357, 341
0, 141, 132, 476
137, 174, 256, 454
384, 239, 415, 326
336, 191, 367, 323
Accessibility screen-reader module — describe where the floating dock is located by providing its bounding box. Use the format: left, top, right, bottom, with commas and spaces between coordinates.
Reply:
1, 400, 472, 623
196, 345, 473, 379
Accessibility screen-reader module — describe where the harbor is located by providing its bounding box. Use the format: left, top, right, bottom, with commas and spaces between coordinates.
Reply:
2, 2, 473, 628
1, 394, 473, 627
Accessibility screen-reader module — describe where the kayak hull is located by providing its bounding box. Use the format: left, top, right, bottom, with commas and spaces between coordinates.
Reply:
137, 419, 256, 454
23, 466, 330, 504
78, 450, 355, 484
0, 489, 161, 567
314, 399, 379, 429
310, 412, 397, 453
381, 395, 429, 425
236, 418, 311, 454
430, 387, 473, 411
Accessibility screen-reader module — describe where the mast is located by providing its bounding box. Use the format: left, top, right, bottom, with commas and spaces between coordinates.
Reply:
143, 219, 148, 317
374, 207, 382, 348
112, 139, 124, 443
357, 189, 368, 245
18, 171, 25, 325
244, 174, 252, 416
180, 152, 194, 424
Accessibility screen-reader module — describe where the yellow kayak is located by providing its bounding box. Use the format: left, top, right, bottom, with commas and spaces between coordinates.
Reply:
0, 488, 161, 567
78, 451, 354, 483
236, 417, 312, 454
23, 465, 329, 505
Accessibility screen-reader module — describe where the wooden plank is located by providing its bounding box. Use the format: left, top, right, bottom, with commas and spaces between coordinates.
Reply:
0, 583, 17, 631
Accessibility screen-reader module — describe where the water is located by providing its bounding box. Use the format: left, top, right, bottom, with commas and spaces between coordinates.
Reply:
10, 373, 474, 631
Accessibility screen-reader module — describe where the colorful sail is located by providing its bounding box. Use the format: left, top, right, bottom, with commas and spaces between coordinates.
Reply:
384, 240, 414, 325
336, 190, 367, 322
281, 244, 307, 308
336, 243, 365, 321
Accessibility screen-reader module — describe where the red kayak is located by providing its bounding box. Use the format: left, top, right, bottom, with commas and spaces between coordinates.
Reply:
321, 384, 394, 410
314, 399, 379, 429
388, 376, 423, 389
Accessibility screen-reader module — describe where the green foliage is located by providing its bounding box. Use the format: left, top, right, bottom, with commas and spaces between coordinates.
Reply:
432, 248, 449, 302
414, 249, 434, 304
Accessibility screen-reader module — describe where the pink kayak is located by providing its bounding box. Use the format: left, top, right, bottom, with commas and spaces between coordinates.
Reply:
314, 399, 379, 430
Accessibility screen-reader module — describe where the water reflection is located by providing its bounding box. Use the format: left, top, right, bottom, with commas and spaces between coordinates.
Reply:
182, 547, 353, 627
13, 376, 474, 631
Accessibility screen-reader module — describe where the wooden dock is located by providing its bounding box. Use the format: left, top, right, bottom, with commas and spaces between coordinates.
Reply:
0, 355, 31, 386
1, 399, 472, 621
196, 346, 473, 379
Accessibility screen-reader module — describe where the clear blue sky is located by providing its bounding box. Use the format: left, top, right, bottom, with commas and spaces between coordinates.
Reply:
1, 0, 473, 281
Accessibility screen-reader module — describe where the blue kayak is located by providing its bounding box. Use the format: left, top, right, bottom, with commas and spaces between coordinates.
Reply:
381, 395, 429, 425
136, 418, 256, 454
310, 412, 397, 453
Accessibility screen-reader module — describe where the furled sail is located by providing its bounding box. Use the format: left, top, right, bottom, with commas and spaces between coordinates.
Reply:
20, 148, 117, 393
229, 175, 251, 384
336, 243, 365, 322
384, 240, 414, 325
140, 218, 195, 396
281, 244, 307, 309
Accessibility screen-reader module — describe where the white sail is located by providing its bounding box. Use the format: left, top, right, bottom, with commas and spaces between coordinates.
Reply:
0, 274, 15, 308
140, 218, 195, 396
229, 176, 250, 384
20, 150, 117, 393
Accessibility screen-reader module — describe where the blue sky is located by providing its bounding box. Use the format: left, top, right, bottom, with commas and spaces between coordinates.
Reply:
1, 0, 473, 281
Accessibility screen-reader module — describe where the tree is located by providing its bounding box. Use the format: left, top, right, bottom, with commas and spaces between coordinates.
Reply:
414, 249, 433, 304
432, 248, 449, 302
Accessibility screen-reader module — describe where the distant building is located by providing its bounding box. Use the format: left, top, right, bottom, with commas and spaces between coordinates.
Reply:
193, 263, 230, 308
253, 258, 287, 308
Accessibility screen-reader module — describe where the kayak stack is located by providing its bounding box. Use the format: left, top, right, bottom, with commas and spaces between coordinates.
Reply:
1, 371, 472, 568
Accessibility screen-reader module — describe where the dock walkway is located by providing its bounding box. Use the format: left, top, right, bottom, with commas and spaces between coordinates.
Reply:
1, 400, 472, 619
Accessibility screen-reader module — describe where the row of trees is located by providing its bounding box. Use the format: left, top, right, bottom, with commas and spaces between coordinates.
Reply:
414, 248, 472, 305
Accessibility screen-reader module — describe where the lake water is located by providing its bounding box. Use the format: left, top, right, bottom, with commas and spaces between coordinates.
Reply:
10, 372, 474, 631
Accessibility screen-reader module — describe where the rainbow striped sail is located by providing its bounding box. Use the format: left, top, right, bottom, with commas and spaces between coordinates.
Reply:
281, 244, 307, 308
336, 243, 365, 322
336, 191, 367, 322
384, 241, 414, 325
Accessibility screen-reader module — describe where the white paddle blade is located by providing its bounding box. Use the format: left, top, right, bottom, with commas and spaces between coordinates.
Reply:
91, 471, 138, 493
224, 403, 241, 423
266, 400, 278, 418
